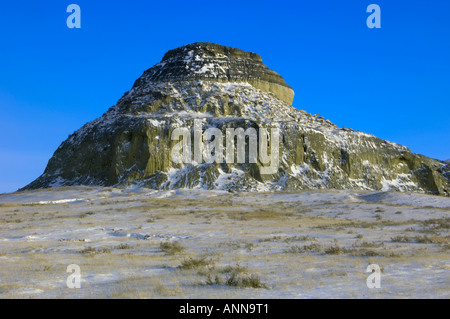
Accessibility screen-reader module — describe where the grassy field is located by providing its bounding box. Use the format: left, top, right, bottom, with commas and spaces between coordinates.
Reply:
0, 187, 448, 298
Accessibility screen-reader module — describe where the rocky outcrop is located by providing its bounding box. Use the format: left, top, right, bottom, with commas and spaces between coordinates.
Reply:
22, 43, 450, 196
131, 42, 294, 105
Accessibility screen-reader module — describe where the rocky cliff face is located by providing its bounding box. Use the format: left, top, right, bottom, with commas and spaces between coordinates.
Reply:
23, 42, 450, 196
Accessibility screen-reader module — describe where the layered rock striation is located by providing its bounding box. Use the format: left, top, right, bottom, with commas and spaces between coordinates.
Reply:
23, 42, 450, 196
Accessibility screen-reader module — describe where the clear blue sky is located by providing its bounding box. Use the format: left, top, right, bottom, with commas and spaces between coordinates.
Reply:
0, 0, 449, 193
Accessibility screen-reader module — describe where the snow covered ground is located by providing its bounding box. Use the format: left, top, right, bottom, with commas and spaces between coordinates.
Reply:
0, 186, 448, 298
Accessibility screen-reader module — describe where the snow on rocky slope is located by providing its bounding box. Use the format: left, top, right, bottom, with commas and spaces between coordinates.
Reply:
22, 43, 450, 196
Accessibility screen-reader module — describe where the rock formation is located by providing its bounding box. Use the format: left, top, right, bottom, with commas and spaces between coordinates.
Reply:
22, 42, 450, 196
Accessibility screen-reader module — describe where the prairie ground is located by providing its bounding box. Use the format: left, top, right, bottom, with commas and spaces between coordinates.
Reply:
0, 186, 448, 298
